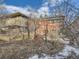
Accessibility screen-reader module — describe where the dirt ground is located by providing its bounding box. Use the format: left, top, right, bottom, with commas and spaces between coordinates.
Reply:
0, 39, 64, 59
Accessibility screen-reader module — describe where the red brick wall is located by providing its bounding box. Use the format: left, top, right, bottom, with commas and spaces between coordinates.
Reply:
36, 20, 63, 35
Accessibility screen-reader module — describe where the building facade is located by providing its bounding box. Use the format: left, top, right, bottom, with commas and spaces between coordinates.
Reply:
0, 12, 65, 41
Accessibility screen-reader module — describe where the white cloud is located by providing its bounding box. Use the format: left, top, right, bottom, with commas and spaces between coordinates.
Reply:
2, 4, 40, 18
47, 0, 63, 7
2, 3, 50, 18
37, 2, 49, 18
37, 6, 49, 18
38, 0, 64, 18
3, 5, 31, 16
42, 2, 48, 6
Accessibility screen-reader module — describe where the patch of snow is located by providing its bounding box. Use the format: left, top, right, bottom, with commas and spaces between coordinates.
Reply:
29, 45, 79, 59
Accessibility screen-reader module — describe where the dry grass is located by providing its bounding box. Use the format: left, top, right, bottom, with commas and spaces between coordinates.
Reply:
0, 39, 64, 59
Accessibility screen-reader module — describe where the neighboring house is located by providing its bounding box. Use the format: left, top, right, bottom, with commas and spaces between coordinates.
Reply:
0, 12, 65, 41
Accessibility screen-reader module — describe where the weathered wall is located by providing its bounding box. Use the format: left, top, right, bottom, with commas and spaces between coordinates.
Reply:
0, 16, 64, 41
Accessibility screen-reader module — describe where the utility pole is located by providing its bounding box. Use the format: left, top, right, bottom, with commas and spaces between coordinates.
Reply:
26, 19, 30, 39
44, 11, 48, 41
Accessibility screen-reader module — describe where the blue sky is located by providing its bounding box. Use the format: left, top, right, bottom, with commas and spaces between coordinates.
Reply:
0, 0, 79, 22
1, 0, 79, 17
3, 0, 44, 9
2, 0, 79, 8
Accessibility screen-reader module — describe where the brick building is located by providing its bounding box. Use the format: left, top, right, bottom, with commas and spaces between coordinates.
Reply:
0, 12, 65, 41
